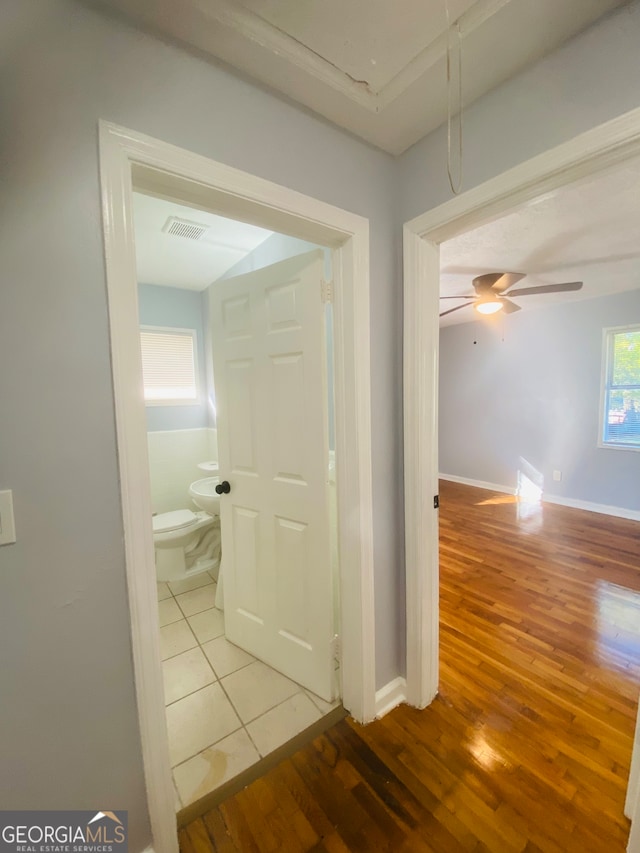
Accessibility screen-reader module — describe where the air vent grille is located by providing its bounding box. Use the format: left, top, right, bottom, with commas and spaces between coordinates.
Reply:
163, 216, 209, 241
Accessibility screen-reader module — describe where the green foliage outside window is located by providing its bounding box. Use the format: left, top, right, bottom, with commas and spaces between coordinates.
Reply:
603, 328, 640, 448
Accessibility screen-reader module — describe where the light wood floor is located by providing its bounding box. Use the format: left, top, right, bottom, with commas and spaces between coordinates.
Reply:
179, 480, 640, 852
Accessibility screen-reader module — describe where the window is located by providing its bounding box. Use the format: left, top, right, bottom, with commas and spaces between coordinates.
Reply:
601, 325, 640, 450
140, 326, 198, 404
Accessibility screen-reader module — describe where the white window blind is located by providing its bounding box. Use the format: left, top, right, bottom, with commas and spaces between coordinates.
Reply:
140, 327, 198, 404
601, 325, 640, 449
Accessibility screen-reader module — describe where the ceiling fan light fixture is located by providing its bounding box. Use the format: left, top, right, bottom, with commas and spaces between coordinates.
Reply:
439, 272, 583, 320
475, 297, 503, 315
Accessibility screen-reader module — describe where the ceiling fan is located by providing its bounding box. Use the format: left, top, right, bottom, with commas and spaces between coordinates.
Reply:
439, 273, 583, 317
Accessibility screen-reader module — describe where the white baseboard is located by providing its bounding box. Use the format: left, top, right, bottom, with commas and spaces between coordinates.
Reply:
439, 473, 516, 495
439, 473, 640, 521
374, 676, 407, 719
542, 493, 640, 521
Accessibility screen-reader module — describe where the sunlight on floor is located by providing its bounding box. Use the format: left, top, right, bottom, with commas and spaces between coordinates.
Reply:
473, 466, 544, 532
476, 494, 519, 506
596, 580, 640, 669
468, 728, 511, 772
516, 498, 543, 532
517, 458, 544, 503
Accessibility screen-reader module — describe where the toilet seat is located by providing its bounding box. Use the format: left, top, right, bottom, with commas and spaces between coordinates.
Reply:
153, 509, 198, 534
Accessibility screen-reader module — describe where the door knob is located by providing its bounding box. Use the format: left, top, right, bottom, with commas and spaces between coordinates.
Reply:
215, 480, 231, 495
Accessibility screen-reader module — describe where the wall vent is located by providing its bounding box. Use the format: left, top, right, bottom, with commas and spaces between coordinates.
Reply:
163, 216, 209, 241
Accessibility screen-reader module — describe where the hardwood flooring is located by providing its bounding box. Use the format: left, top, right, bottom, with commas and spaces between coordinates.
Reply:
179, 480, 640, 852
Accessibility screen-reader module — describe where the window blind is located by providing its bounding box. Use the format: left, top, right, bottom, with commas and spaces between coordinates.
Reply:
140, 328, 198, 402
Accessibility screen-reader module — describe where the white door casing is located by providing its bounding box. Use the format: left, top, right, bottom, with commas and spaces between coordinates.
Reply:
627, 700, 640, 819
99, 121, 375, 853
211, 251, 336, 700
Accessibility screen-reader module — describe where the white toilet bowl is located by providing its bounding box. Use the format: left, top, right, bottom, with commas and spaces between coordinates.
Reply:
153, 508, 221, 582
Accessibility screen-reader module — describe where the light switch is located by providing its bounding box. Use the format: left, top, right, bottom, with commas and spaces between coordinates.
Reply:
0, 490, 16, 545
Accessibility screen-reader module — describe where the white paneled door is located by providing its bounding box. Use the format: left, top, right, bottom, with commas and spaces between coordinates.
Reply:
211, 250, 335, 701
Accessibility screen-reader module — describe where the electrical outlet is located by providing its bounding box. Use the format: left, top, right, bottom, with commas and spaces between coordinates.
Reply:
0, 490, 16, 545
553, 470, 562, 482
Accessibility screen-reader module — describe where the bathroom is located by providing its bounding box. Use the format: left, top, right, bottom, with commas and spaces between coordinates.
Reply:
134, 191, 340, 811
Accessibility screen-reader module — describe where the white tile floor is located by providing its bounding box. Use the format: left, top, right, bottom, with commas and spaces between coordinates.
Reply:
157, 573, 340, 810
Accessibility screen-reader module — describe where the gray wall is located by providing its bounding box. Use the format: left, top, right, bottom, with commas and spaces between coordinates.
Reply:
138, 283, 209, 431
0, 3, 399, 847
439, 290, 640, 511
399, 1, 640, 221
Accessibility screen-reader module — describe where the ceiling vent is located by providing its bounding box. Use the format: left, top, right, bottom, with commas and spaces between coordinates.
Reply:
163, 216, 209, 241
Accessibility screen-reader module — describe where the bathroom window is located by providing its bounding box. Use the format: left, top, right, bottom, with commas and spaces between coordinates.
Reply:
600, 324, 640, 450
140, 326, 199, 405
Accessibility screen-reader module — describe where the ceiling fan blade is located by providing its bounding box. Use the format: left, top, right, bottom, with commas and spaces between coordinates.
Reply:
490, 272, 526, 293
505, 281, 583, 297
499, 298, 521, 314
440, 294, 476, 300
473, 272, 525, 294
440, 303, 472, 317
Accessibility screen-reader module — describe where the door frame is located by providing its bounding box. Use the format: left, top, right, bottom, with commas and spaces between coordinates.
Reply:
99, 121, 376, 853
403, 105, 640, 847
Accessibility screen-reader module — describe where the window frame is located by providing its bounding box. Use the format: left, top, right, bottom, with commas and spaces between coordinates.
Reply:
139, 324, 200, 407
598, 323, 640, 452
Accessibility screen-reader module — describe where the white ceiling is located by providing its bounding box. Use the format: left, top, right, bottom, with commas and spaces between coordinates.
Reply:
133, 192, 273, 289
92, 0, 624, 154
439, 159, 640, 327
233, 0, 477, 93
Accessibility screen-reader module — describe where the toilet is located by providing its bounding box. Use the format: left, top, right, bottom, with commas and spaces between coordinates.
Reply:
153, 466, 222, 582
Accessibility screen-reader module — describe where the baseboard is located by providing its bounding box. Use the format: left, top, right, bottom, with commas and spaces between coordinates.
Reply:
542, 493, 640, 521
439, 473, 516, 495
439, 473, 640, 521
375, 677, 407, 719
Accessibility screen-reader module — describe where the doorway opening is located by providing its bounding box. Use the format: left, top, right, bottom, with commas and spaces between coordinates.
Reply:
99, 122, 375, 853
133, 190, 342, 810
433, 159, 640, 844
403, 108, 640, 848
